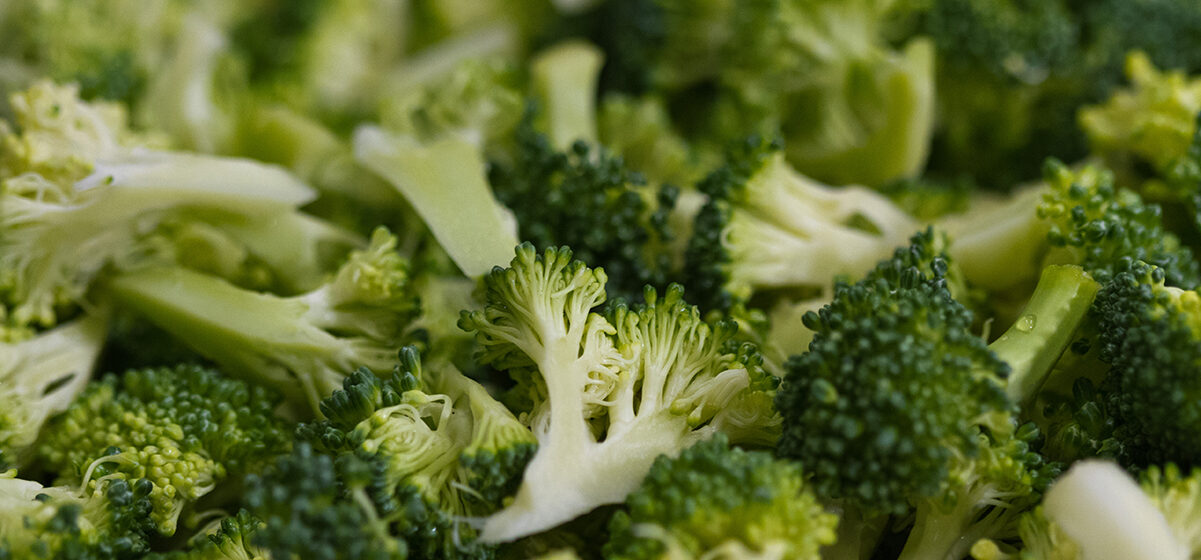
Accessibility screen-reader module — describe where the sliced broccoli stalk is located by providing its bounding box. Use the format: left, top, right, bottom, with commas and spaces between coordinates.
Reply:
461, 245, 778, 542
1042, 461, 1184, 560
0, 310, 108, 467
36, 364, 291, 536
990, 265, 1101, 404
354, 126, 519, 277
604, 435, 837, 559
684, 136, 918, 311
106, 228, 419, 414
530, 41, 604, 150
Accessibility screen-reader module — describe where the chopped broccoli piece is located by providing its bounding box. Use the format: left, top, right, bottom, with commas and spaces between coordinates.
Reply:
245, 443, 408, 560
106, 228, 419, 414
605, 435, 837, 559
776, 232, 1096, 559
0, 311, 107, 467
459, 244, 779, 542
301, 346, 536, 558
489, 116, 679, 303
36, 364, 291, 536
684, 135, 918, 311
0, 470, 156, 559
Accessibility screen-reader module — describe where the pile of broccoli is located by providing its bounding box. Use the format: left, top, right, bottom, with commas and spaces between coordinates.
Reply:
4, 0, 1201, 558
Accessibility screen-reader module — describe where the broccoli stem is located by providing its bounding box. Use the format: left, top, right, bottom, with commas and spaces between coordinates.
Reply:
987, 265, 1100, 404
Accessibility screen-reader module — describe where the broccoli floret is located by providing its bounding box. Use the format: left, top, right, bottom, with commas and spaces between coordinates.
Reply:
0, 470, 157, 559
1038, 159, 1200, 288
605, 435, 837, 559
244, 443, 407, 560
776, 231, 1097, 559
1083, 262, 1201, 468
459, 244, 779, 542
36, 364, 291, 536
106, 228, 419, 414
683, 135, 919, 311
302, 346, 536, 558
489, 115, 679, 303
0, 311, 107, 468
529, 41, 604, 151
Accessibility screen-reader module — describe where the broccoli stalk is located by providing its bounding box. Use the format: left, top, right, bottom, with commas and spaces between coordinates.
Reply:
1041, 461, 1187, 560
461, 244, 778, 542
530, 41, 605, 151
106, 228, 419, 414
0, 310, 108, 467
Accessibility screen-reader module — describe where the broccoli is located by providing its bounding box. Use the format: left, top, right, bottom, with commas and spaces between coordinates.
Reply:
0, 81, 358, 333
776, 231, 1098, 559
489, 115, 680, 303
300, 346, 537, 558
458, 244, 779, 542
605, 435, 837, 559
244, 443, 407, 560
36, 364, 291, 536
144, 510, 266, 560
1004, 460, 1200, 560
683, 135, 919, 312
1078, 52, 1201, 213
106, 228, 419, 414
0, 311, 107, 468
0, 469, 156, 559
598, 0, 935, 187
1082, 261, 1201, 468
354, 58, 523, 278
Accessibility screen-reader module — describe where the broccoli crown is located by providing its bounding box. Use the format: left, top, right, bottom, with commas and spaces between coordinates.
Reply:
1038, 159, 1200, 288
1090, 262, 1201, 468
36, 364, 291, 536
244, 443, 407, 560
776, 233, 1010, 515
489, 116, 678, 303
0, 471, 156, 560
301, 347, 535, 559
605, 435, 837, 560
684, 135, 918, 311
460, 244, 778, 542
